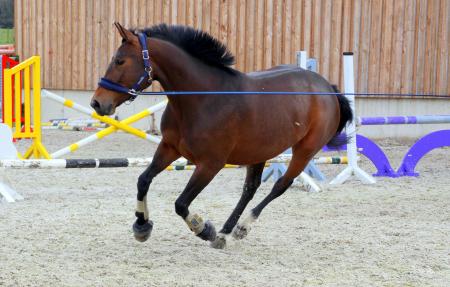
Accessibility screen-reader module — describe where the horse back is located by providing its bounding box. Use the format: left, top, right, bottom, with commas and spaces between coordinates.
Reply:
246, 65, 333, 93
216, 65, 343, 163
160, 64, 342, 165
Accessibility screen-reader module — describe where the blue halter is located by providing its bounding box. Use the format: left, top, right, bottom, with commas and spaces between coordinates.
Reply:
98, 32, 153, 102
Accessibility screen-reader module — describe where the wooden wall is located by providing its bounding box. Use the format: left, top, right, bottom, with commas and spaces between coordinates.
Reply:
15, 0, 449, 96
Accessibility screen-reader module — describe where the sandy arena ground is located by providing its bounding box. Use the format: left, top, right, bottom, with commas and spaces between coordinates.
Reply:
1, 130, 449, 286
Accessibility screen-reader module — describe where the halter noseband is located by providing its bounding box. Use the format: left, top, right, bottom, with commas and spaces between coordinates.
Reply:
98, 32, 153, 102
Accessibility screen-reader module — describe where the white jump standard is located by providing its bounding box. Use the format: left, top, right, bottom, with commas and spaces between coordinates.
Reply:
330, 53, 376, 185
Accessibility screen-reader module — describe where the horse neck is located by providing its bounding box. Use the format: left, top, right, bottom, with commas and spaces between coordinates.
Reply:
149, 38, 241, 96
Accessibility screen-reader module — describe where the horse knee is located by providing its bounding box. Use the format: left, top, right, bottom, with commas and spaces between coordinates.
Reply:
174, 199, 188, 218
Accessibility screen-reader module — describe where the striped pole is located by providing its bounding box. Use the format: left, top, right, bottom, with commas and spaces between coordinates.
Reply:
42, 126, 104, 132
314, 156, 348, 164
41, 90, 165, 145
0, 158, 237, 169
41, 89, 167, 158
42, 118, 107, 129
357, 115, 450, 126
49, 100, 167, 158
0, 156, 347, 169
42, 123, 107, 129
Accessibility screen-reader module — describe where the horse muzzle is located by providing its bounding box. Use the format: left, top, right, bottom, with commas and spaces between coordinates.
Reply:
90, 99, 114, 116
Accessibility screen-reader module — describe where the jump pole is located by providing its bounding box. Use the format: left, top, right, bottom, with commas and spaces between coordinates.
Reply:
41, 90, 167, 158
0, 158, 237, 170
329, 52, 375, 185
43, 126, 104, 131
0, 180, 22, 203
0, 156, 347, 169
357, 115, 450, 125
50, 100, 167, 158
42, 118, 108, 129
41, 89, 163, 143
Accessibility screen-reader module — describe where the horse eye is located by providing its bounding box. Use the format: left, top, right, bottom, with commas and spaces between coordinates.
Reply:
115, 59, 125, 65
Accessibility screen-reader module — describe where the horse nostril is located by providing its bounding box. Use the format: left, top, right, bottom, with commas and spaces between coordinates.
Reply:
91, 99, 101, 110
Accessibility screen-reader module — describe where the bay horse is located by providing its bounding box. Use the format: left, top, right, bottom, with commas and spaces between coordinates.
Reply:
91, 23, 352, 249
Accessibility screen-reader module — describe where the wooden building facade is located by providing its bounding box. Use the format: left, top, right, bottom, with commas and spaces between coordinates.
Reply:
14, 0, 449, 95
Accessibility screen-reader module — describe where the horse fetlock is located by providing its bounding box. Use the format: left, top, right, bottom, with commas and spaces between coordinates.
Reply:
233, 213, 257, 240
183, 212, 216, 241
232, 224, 250, 240
197, 220, 217, 241
136, 198, 149, 220
132, 219, 153, 242
210, 233, 227, 249
185, 213, 206, 234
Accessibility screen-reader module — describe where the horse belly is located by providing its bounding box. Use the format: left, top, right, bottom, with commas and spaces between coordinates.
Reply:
226, 110, 307, 165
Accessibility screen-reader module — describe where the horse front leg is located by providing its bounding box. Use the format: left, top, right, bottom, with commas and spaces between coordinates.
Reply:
133, 142, 180, 242
174, 162, 223, 243
210, 162, 266, 249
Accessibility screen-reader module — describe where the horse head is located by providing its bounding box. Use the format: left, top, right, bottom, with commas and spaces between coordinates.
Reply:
91, 22, 153, 116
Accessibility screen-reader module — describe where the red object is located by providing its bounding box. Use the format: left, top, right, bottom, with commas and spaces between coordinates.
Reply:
1, 55, 24, 142
1, 55, 23, 125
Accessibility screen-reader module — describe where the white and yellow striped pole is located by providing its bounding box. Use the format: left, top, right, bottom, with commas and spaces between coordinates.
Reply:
49, 99, 167, 158
41, 89, 165, 144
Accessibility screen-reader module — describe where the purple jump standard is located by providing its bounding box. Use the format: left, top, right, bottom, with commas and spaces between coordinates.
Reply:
397, 130, 450, 176
323, 130, 450, 177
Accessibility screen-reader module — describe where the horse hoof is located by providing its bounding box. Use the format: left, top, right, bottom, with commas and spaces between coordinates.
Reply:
133, 220, 153, 242
232, 224, 249, 240
197, 220, 216, 241
210, 234, 226, 249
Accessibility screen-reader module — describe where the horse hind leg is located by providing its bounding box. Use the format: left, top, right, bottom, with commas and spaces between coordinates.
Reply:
232, 142, 317, 240
210, 162, 266, 249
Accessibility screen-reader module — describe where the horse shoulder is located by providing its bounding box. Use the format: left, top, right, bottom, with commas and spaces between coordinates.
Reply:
160, 104, 182, 146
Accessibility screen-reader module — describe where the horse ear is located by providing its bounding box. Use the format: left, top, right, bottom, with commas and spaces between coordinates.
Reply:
114, 22, 135, 43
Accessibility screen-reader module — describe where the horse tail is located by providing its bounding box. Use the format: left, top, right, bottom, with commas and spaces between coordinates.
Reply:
326, 85, 353, 148
333, 85, 353, 133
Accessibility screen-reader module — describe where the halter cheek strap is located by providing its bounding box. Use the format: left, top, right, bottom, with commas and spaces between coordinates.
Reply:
98, 32, 153, 102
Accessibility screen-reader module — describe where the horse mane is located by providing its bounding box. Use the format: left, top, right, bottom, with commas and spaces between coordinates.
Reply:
136, 24, 237, 74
